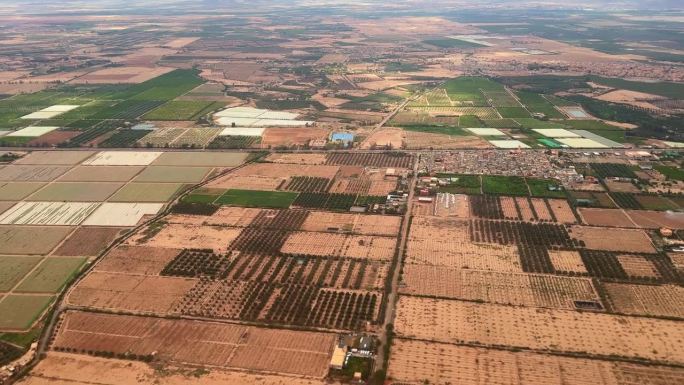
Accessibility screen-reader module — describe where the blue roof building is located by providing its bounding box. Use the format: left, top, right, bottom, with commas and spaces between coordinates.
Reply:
330, 132, 354, 146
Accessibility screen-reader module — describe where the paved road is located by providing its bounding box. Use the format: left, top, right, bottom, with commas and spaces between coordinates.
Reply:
374, 154, 418, 372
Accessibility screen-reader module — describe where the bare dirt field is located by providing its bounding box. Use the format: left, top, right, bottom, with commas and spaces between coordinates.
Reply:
265, 153, 328, 165
67, 272, 196, 314
0, 165, 71, 182
406, 216, 522, 271
605, 180, 641, 193
26, 131, 81, 146
232, 163, 340, 179
203, 207, 262, 227
394, 296, 684, 364
72, 66, 173, 84
130, 223, 242, 253
602, 282, 684, 319
300, 211, 401, 236
51, 311, 335, 378
388, 339, 684, 385
207, 174, 285, 190
260, 128, 329, 148
570, 225, 656, 253
53, 227, 124, 257
626, 210, 684, 229
400, 265, 599, 310
360, 128, 404, 149
94, 246, 182, 275
20, 352, 335, 385
578, 208, 635, 227
547, 199, 578, 224
404, 131, 491, 149
281, 232, 395, 261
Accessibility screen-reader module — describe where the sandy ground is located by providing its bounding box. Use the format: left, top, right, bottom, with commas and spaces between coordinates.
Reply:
360, 128, 404, 149
20, 353, 335, 385
403, 131, 492, 150
570, 225, 656, 253
596, 89, 665, 110
71, 66, 173, 84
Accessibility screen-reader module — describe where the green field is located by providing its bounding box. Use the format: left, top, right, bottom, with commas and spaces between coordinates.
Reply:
561, 119, 621, 131
526, 178, 566, 198
400, 125, 467, 136
654, 165, 684, 181
423, 38, 486, 49
142, 100, 223, 121
516, 92, 565, 119
482, 175, 528, 195
514, 118, 566, 129
436, 174, 481, 194
0, 256, 42, 291
444, 77, 503, 106
216, 189, 298, 208
0, 295, 54, 330
496, 107, 530, 118
15, 257, 87, 293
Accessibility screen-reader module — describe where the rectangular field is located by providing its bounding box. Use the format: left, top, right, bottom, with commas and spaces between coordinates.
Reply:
0, 294, 54, 330
51, 311, 335, 378
0, 226, 73, 255
602, 283, 684, 319
53, 227, 124, 257
394, 296, 684, 364
0, 182, 45, 200
0, 256, 42, 291
82, 203, 163, 227
0, 165, 70, 182
108, 183, 183, 202
216, 189, 298, 209
15, 257, 87, 293
13, 151, 94, 166
83, 151, 162, 166
58, 166, 144, 182
388, 339, 684, 385
27, 182, 123, 202
133, 166, 210, 183
400, 265, 599, 310
0, 202, 100, 226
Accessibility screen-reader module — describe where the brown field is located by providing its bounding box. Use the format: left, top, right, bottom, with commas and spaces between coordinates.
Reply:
27, 131, 81, 146
400, 265, 599, 309
360, 128, 404, 149
207, 174, 285, 190
72, 66, 173, 84
300, 211, 401, 236
579, 207, 635, 227
530, 198, 553, 221
0, 201, 14, 215
0, 225, 73, 255
616, 254, 661, 278
51, 311, 335, 378
403, 131, 491, 150
515, 197, 535, 221
388, 339, 684, 385
53, 227, 124, 257
232, 163, 340, 179
433, 193, 470, 218
67, 272, 196, 314
21, 352, 335, 385
548, 250, 588, 273
131, 223, 242, 253
281, 232, 395, 261
394, 296, 684, 364
570, 225, 656, 253
547, 199, 577, 224
500, 196, 518, 219
602, 283, 684, 319
605, 179, 641, 193
202, 206, 262, 227
406, 217, 522, 271
626, 210, 684, 229
260, 127, 329, 148
265, 153, 328, 165
95, 246, 182, 275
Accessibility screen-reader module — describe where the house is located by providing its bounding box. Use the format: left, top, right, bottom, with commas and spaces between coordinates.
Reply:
330, 343, 347, 370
